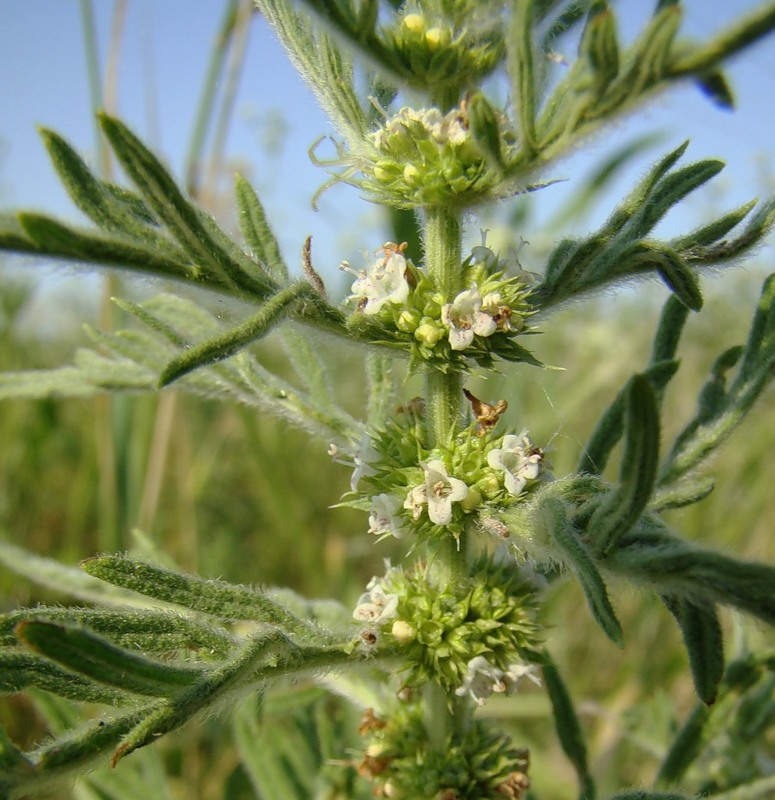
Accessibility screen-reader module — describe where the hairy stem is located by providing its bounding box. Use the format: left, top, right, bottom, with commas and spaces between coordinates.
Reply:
421, 206, 471, 749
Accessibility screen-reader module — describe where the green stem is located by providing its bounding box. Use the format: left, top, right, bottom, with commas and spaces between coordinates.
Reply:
420, 205, 472, 747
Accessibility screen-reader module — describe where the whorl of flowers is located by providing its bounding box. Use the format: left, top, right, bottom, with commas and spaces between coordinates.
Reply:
360, 101, 515, 208
351, 561, 542, 698
355, 700, 531, 799
344, 237, 537, 372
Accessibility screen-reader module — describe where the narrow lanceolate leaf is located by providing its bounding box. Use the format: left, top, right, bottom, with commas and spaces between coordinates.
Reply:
97, 113, 272, 297
661, 594, 724, 704
17, 622, 204, 697
235, 174, 288, 279
0, 539, 151, 609
655, 703, 711, 785
0, 649, 130, 705
541, 654, 596, 800
540, 498, 622, 646
467, 92, 505, 170
623, 159, 724, 240
507, 0, 537, 151
670, 199, 756, 250
622, 241, 702, 310
17, 213, 197, 285
1, 607, 234, 657
81, 555, 328, 641
605, 141, 689, 234
39, 128, 170, 252
589, 375, 660, 556
737, 272, 775, 386
158, 282, 312, 386
608, 524, 775, 626
578, 361, 673, 476
649, 475, 715, 512
694, 68, 735, 109
580, 2, 620, 94
650, 294, 689, 366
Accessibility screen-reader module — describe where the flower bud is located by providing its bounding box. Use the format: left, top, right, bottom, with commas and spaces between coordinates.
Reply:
414, 318, 443, 346
391, 619, 416, 644
396, 308, 421, 333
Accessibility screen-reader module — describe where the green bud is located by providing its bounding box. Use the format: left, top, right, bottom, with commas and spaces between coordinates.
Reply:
414, 318, 444, 346
397, 308, 422, 333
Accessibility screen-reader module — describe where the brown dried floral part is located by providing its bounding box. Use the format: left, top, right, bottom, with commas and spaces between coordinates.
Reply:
463, 388, 508, 434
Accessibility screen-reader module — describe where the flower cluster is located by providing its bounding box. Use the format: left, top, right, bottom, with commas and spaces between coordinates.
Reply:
361, 101, 515, 208
338, 404, 551, 544
344, 238, 537, 371
355, 700, 531, 800
351, 561, 542, 696
384, 7, 505, 96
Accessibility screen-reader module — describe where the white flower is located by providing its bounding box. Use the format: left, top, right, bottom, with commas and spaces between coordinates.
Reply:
368, 494, 406, 539
441, 289, 498, 350
404, 460, 469, 526
344, 247, 410, 315
350, 434, 377, 492
487, 431, 543, 496
352, 581, 399, 624
403, 483, 427, 521
455, 656, 540, 706
481, 291, 519, 333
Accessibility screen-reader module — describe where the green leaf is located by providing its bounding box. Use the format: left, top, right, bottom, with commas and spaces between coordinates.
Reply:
235, 174, 288, 280
17, 212, 197, 284
661, 595, 724, 704
0, 649, 130, 705
621, 241, 702, 310
467, 91, 506, 170
589, 375, 660, 556
1, 606, 233, 657
158, 282, 313, 387
608, 524, 775, 626
541, 653, 596, 800
623, 158, 724, 241
539, 498, 623, 646
17, 621, 204, 697
579, 1, 620, 94
655, 702, 711, 785
39, 127, 171, 253
507, 0, 538, 152
81, 555, 331, 642
97, 113, 273, 297
578, 360, 675, 475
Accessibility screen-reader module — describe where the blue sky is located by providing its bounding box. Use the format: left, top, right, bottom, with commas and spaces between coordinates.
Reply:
1, 1, 774, 302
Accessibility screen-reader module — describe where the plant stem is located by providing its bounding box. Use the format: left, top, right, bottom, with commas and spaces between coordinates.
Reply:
421, 205, 472, 748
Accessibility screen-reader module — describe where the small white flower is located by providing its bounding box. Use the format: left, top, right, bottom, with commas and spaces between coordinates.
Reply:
403, 483, 427, 521
455, 656, 540, 706
344, 248, 410, 315
441, 289, 498, 350
502, 662, 542, 693
481, 292, 519, 333
455, 656, 503, 706
368, 493, 406, 539
404, 460, 469, 526
352, 581, 399, 624
487, 431, 543, 496
350, 434, 378, 492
